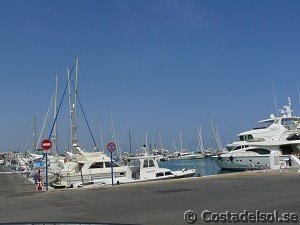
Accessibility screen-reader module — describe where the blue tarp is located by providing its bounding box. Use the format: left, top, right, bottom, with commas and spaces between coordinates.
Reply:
34, 161, 44, 168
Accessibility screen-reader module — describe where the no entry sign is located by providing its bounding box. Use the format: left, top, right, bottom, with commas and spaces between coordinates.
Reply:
41, 139, 52, 150
107, 142, 116, 153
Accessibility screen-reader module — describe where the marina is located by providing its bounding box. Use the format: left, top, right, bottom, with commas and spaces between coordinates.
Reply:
1, 1, 300, 225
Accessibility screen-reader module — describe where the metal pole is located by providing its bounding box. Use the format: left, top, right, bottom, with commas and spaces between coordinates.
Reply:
45, 152, 48, 191
37, 168, 41, 190
110, 152, 114, 186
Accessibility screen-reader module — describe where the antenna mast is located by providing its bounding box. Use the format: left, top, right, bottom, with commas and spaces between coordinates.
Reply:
272, 82, 279, 117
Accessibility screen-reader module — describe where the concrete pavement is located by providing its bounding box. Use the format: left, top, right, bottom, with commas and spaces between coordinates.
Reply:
0, 165, 299, 225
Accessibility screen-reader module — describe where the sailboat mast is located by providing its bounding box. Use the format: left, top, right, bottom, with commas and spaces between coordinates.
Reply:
196, 123, 200, 151
33, 116, 37, 152
159, 131, 163, 150
198, 124, 204, 152
211, 118, 222, 151
129, 129, 132, 155
74, 57, 79, 144
209, 116, 219, 151
53, 73, 59, 154
110, 113, 119, 157
196, 123, 202, 152
67, 66, 73, 149
179, 130, 183, 150
98, 120, 104, 151
145, 130, 148, 155
172, 137, 177, 152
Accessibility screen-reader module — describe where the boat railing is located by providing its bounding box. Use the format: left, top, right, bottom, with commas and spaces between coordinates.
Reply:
65, 171, 126, 184
248, 137, 265, 142
278, 130, 300, 141
228, 152, 265, 157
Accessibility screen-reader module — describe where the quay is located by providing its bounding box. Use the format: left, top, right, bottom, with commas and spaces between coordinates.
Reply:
0, 165, 299, 225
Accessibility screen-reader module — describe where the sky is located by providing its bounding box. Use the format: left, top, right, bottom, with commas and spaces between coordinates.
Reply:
1, 0, 300, 153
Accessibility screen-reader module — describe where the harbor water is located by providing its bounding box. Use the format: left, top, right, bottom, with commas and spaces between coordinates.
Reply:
158, 157, 230, 177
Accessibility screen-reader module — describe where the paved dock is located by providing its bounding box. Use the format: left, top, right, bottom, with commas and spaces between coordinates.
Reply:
0, 165, 299, 225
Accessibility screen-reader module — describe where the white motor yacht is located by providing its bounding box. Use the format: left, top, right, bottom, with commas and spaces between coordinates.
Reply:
90, 154, 196, 186
213, 145, 300, 170
51, 145, 127, 188
212, 97, 300, 170
174, 149, 198, 160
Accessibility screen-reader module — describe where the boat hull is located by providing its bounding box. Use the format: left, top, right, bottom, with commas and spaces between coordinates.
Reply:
212, 154, 300, 171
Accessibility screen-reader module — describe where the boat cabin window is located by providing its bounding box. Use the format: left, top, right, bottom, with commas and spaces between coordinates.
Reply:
234, 145, 249, 150
127, 159, 140, 167
165, 171, 172, 176
280, 145, 294, 154
143, 159, 155, 168
104, 162, 119, 168
239, 135, 253, 141
89, 162, 103, 169
246, 148, 270, 155
143, 160, 148, 168
156, 172, 164, 177
149, 159, 155, 167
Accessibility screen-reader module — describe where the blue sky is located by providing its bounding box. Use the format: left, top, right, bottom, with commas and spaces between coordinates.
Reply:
1, 0, 300, 153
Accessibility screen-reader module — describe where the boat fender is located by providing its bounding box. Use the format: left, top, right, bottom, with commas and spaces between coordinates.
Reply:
132, 172, 137, 179
229, 156, 233, 162
218, 155, 222, 160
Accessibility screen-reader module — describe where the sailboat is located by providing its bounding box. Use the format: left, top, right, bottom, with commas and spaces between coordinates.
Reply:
151, 131, 170, 161
193, 123, 205, 159
49, 58, 127, 188
173, 130, 198, 160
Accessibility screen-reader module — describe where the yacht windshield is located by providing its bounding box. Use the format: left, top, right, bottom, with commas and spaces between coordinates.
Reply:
281, 117, 300, 129
254, 120, 275, 129
246, 148, 271, 155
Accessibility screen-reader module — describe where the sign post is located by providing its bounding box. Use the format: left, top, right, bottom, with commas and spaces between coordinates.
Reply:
41, 139, 52, 191
37, 169, 42, 191
106, 141, 116, 186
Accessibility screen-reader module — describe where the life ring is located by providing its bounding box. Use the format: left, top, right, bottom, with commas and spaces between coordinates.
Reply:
132, 172, 137, 179
229, 156, 234, 162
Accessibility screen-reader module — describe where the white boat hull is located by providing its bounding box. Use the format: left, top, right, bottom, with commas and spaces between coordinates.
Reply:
212, 154, 300, 171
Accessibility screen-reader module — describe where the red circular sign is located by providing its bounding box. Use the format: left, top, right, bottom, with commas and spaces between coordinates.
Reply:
107, 142, 116, 153
41, 139, 52, 150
